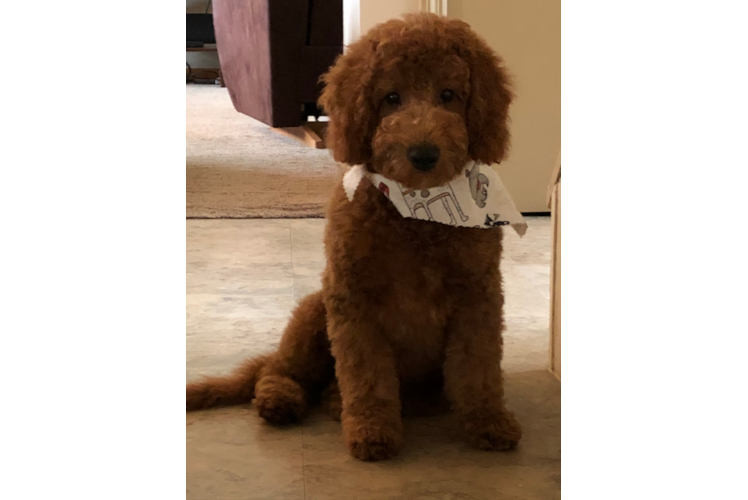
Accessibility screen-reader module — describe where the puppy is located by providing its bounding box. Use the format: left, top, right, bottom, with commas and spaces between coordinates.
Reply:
187, 13, 521, 461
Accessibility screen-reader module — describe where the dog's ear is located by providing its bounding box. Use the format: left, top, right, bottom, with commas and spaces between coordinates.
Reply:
464, 42, 514, 164
319, 41, 378, 166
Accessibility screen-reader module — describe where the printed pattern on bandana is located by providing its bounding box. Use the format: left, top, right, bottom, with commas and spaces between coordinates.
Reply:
343, 162, 527, 236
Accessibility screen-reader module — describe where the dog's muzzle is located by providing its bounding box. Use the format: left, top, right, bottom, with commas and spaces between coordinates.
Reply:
407, 143, 440, 172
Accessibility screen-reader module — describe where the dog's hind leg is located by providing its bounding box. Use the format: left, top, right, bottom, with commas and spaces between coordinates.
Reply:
186, 291, 335, 424
253, 290, 335, 424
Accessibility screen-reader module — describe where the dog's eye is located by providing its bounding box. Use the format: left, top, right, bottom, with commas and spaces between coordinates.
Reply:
440, 89, 455, 103
384, 92, 401, 105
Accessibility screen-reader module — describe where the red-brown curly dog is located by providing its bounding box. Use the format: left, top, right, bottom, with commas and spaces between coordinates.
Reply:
187, 13, 521, 461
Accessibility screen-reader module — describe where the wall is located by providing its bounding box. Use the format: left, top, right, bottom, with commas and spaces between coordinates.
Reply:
449, 0, 561, 212
347, 0, 421, 48
343, 0, 361, 47
359, 0, 421, 35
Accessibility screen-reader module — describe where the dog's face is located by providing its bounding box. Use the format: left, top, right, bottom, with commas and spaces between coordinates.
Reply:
320, 14, 513, 190
369, 55, 471, 188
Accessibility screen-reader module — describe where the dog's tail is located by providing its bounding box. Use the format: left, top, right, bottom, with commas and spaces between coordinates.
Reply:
186, 354, 272, 411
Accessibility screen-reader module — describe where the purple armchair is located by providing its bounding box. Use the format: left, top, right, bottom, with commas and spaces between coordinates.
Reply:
213, 0, 343, 128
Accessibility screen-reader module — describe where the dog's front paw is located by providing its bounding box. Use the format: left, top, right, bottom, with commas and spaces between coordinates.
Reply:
344, 419, 403, 461
464, 409, 522, 451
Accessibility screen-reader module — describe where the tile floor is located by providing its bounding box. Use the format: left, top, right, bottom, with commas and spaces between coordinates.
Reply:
187, 217, 560, 500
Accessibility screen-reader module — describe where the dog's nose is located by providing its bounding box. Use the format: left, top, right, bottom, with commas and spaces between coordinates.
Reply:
407, 144, 440, 171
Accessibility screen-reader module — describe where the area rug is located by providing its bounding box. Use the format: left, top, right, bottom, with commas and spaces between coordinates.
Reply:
186, 85, 341, 218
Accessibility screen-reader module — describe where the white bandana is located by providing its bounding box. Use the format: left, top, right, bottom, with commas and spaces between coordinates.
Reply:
343, 162, 527, 236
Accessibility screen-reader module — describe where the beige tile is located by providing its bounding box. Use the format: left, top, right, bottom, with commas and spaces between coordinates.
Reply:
187, 219, 295, 294
285, 219, 325, 304
289, 219, 327, 303
500, 217, 554, 374
303, 370, 561, 500
187, 406, 305, 500
292, 276, 324, 306
186, 216, 559, 499
299, 370, 560, 500
187, 220, 295, 380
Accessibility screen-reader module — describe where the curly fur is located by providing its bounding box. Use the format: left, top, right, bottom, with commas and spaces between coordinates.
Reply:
186, 13, 521, 461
